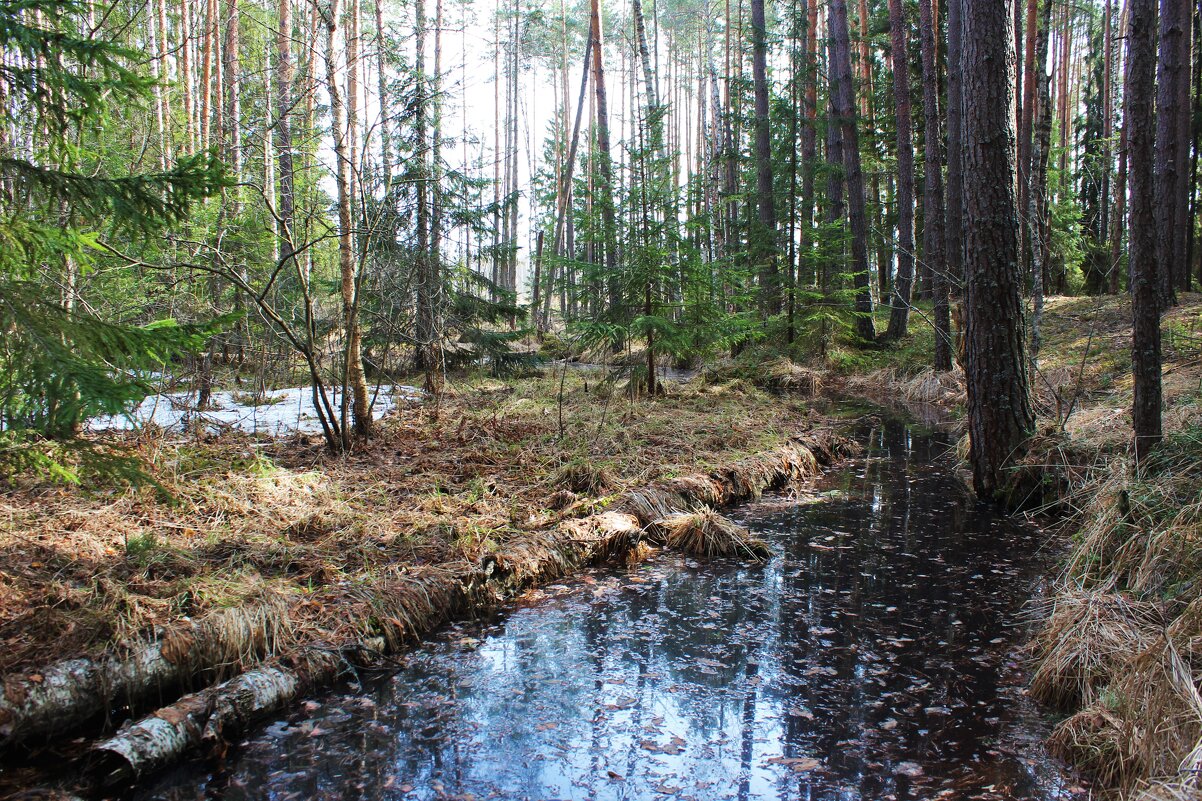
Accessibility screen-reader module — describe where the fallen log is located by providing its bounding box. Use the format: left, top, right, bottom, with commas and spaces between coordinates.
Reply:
0, 599, 290, 747
91, 647, 352, 786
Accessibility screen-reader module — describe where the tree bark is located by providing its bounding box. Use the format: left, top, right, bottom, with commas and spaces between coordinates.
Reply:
962, 0, 1034, 500
1128, 0, 1162, 462
1029, 0, 1053, 369
945, 0, 965, 295
750, 0, 780, 314
589, 0, 619, 323
884, 0, 916, 340
322, 0, 372, 443
1155, 0, 1190, 307
1110, 0, 1131, 294
918, 0, 951, 370
180, 0, 195, 153
414, 0, 437, 386
828, 0, 877, 342
375, 0, 392, 189
222, 0, 241, 182
1018, 0, 1038, 274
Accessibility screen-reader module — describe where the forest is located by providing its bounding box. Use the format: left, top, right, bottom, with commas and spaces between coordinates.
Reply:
1, 0, 1201, 798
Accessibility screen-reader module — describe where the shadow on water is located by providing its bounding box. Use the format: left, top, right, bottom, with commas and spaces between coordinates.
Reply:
138, 416, 1086, 801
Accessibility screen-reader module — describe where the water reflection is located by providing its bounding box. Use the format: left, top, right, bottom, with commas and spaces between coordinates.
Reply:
140, 418, 1084, 801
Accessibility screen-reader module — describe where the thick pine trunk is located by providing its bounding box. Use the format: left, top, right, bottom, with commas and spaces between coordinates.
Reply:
1128, 0, 1162, 462
884, 0, 916, 340
828, 0, 877, 342
962, 0, 1034, 500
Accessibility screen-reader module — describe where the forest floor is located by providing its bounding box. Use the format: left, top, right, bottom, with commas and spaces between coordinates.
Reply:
0, 370, 834, 677
4, 295, 1202, 798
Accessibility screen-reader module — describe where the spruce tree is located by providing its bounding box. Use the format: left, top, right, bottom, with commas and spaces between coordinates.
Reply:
0, 0, 224, 477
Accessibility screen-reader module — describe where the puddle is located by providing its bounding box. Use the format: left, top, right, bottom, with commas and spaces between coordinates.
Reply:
89, 385, 424, 436
137, 417, 1085, 801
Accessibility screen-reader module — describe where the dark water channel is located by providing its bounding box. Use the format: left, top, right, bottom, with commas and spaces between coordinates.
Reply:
139, 417, 1085, 801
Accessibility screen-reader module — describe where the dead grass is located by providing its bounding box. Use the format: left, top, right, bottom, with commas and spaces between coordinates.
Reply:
1029, 589, 1161, 710
658, 508, 771, 560
1027, 313, 1202, 798
0, 370, 828, 675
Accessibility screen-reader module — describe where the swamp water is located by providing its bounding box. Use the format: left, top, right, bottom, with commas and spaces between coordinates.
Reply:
138, 418, 1085, 801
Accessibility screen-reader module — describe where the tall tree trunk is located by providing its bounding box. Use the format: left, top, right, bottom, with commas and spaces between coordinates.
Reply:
750, 0, 780, 314
1029, 0, 1053, 369
222, 0, 240, 182
962, 0, 1034, 500
800, 0, 818, 291
201, 0, 215, 152
346, 0, 360, 226
491, 9, 501, 296
414, 0, 436, 383
822, 78, 847, 360
945, 0, 965, 295
884, 0, 916, 340
551, 17, 594, 270
1101, 0, 1115, 279
828, 0, 877, 342
1018, 0, 1038, 274
590, 0, 619, 324
151, 0, 171, 168
276, 0, 296, 279
1110, 0, 1131, 294
181, 0, 195, 153
856, 0, 889, 300
322, 0, 372, 442
375, 0, 392, 189
918, 0, 951, 370
430, 0, 444, 381
1155, 0, 1190, 307
1129, 0, 1162, 462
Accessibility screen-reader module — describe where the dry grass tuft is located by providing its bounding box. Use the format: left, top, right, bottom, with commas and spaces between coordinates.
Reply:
764, 358, 823, 396
553, 461, 617, 494
623, 487, 685, 527
897, 368, 967, 407
1130, 778, 1202, 801
1028, 589, 1161, 710
1048, 703, 1129, 786
842, 367, 966, 412
659, 508, 771, 560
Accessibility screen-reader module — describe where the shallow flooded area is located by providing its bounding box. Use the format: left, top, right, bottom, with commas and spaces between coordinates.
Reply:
137, 417, 1085, 801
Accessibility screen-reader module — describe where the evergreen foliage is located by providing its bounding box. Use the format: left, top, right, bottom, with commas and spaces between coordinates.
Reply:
0, 0, 224, 477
